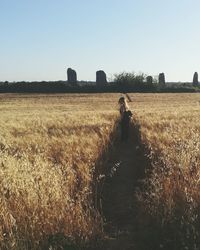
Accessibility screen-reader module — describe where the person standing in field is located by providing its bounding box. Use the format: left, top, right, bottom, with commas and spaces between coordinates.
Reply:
118, 96, 133, 142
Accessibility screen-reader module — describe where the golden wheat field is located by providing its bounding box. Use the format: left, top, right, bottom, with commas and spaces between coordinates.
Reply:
0, 93, 119, 249
0, 93, 200, 250
128, 93, 200, 249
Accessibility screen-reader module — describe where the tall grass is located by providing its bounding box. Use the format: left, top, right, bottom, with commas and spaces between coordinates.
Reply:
0, 93, 118, 249
1, 93, 200, 249
129, 93, 200, 249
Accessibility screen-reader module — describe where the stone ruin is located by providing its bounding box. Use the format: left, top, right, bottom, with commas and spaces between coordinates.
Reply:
158, 73, 165, 85
146, 76, 153, 85
96, 70, 107, 85
67, 68, 77, 84
193, 72, 198, 86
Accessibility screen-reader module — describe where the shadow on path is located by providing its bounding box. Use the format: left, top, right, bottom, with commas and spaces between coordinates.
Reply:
94, 122, 148, 250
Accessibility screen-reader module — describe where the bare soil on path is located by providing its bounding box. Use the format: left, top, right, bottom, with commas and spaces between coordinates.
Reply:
94, 124, 148, 250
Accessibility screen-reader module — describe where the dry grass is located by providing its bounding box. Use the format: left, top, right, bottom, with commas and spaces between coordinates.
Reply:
0, 93, 119, 249
128, 93, 200, 249
1, 93, 200, 249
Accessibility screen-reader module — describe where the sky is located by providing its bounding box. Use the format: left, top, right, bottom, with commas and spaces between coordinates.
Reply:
0, 0, 200, 82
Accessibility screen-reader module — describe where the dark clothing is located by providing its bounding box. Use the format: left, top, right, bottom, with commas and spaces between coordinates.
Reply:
121, 110, 133, 141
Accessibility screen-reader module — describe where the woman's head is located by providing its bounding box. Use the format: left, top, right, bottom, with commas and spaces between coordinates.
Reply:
118, 96, 129, 112
118, 96, 125, 105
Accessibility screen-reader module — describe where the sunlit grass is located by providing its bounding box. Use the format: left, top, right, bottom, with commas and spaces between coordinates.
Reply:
0, 93, 118, 249
129, 93, 200, 249
1, 92, 200, 249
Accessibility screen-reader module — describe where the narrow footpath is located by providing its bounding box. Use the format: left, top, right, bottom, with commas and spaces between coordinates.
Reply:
96, 124, 147, 250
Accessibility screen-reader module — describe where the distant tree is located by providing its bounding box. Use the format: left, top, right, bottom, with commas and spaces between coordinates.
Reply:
113, 71, 148, 91
113, 71, 136, 86
193, 72, 198, 86
158, 73, 165, 85
113, 72, 146, 85
134, 73, 146, 84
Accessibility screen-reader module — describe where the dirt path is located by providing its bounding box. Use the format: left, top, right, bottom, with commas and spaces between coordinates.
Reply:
95, 124, 146, 250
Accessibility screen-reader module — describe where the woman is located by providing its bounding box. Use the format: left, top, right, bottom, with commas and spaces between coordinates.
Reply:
118, 96, 133, 141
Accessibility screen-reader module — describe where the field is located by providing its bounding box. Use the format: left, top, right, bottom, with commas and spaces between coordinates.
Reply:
0, 93, 200, 249
0, 94, 119, 249
128, 93, 200, 249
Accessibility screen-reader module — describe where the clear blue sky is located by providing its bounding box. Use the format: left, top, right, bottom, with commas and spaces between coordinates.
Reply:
0, 0, 199, 82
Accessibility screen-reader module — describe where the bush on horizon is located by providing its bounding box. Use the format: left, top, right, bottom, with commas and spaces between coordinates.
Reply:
113, 71, 158, 91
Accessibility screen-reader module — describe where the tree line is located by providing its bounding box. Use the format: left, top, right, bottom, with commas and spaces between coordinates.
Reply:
0, 71, 199, 93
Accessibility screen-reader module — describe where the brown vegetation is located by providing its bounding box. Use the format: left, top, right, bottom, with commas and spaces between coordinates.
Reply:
0, 93, 118, 249
1, 93, 200, 249
128, 93, 200, 249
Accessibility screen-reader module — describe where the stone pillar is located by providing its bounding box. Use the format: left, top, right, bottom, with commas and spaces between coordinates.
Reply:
67, 68, 77, 84
96, 70, 107, 85
158, 73, 165, 85
146, 76, 153, 85
193, 72, 198, 86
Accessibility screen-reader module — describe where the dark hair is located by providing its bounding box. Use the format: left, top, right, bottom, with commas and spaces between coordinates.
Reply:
118, 96, 125, 104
